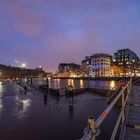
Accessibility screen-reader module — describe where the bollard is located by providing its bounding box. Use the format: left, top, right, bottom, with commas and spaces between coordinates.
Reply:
30, 77, 33, 85
68, 85, 73, 97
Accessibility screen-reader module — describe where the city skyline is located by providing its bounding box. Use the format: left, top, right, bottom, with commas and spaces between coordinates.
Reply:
0, 0, 140, 72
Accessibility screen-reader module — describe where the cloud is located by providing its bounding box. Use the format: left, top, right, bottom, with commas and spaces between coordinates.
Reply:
0, 0, 140, 71
0, 0, 49, 37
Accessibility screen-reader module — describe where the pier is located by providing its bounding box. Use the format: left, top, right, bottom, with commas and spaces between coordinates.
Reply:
122, 84, 140, 139
80, 78, 140, 140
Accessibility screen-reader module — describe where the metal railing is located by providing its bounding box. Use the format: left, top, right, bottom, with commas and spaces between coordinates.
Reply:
80, 78, 132, 140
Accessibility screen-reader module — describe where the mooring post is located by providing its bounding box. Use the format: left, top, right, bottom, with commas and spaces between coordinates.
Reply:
46, 78, 49, 87
30, 77, 32, 85
68, 85, 73, 97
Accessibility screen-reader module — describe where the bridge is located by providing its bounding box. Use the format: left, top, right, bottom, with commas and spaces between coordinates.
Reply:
80, 78, 140, 140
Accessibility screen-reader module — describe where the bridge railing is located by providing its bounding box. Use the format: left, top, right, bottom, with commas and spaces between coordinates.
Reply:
80, 78, 132, 140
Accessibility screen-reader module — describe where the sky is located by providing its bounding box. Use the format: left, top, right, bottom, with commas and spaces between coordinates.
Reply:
0, 0, 140, 72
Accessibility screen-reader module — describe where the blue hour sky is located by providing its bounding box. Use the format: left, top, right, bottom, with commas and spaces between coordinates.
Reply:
0, 0, 140, 72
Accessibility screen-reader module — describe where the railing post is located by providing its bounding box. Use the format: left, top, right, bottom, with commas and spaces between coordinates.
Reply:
88, 116, 96, 140
121, 90, 125, 124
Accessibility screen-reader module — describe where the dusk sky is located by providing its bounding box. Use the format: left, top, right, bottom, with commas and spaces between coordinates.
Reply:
0, 0, 140, 72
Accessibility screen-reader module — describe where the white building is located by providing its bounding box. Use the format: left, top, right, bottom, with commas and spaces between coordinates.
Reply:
91, 53, 112, 77
81, 53, 112, 77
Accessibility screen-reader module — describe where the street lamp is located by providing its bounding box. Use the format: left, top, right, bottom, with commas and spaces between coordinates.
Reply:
21, 63, 26, 68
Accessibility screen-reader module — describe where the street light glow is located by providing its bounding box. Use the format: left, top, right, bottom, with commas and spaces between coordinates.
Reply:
21, 63, 26, 68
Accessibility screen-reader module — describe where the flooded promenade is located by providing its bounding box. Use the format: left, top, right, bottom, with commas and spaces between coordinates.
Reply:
0, 79, 119, 140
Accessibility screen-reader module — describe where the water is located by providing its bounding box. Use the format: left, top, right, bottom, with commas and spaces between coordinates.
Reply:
0, 80, 119, 140
37, 78, 116, 90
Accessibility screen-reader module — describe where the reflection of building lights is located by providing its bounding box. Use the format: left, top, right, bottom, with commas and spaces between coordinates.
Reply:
54, 79, 60, 88
24, 78, 27, 82
67, 79, 74, 87
0, 82, 3, 95
0, 99, 3, 111
80, 80, 84, 88
110, 81, 116, 89
56, 79, 60, 88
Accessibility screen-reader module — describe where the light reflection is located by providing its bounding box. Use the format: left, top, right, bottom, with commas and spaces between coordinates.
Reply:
54, 79, 60, 89
67, 79, 74, 87
56, 79, 60, 89
0, 98, 3, 111
80, 80, 84, 88
22, 99, 31, 112
48, 78, 51, 88
16, 96, 31, 118
0, 82, 3, 112
110, 81, 116, 89
0, 81, 3, 94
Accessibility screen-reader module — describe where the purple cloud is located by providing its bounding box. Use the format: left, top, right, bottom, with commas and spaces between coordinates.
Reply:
0, 0, 140, 72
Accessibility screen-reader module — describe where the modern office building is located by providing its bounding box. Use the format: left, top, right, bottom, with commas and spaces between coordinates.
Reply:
113, 48, 140, 76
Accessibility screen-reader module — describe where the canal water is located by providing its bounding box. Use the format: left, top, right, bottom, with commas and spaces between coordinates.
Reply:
33, 78, 116, 90
0, 80, 119, 140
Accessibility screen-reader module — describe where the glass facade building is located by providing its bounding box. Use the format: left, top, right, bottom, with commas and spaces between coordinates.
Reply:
114, 48, 140, 76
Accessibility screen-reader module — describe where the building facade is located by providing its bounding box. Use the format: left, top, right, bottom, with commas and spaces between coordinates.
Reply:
81, 56, 92, 76
58, 63, 80, 77
81, 53, 112, 77
91, 53, 112, 77
113, 48, 140, 76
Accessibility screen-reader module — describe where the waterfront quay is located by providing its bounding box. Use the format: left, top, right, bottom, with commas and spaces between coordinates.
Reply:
39, 78, 118, 96
0, 79, 119, 140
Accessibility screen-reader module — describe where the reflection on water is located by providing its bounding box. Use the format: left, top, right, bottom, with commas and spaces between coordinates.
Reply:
67, 79, 74, 87
15, 90, 32, 118
54, 79, 60, 89
110, 81, 116, 89
22, 99, 31, 112
68, 97, 74, 119
80, 80, 84, 88
0, 82, 4, 113
0, 98, 2, 112
48, 79, 117, 90
0, 81, 3, 94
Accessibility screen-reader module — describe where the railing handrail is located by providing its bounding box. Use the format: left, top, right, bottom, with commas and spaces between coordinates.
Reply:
80, 78, 132, 140
95, 79, 131, 128
110, 78, 132, 140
